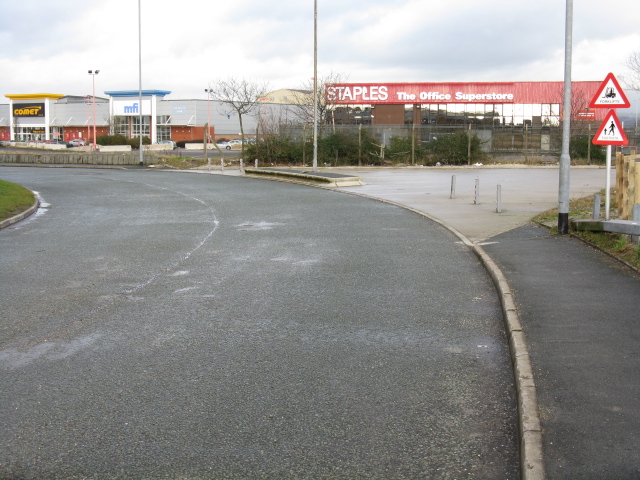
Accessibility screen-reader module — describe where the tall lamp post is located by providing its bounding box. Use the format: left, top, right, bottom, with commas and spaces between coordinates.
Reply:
312, 0, 318, 172
558, 0, 573, 235
204, 88, 212, 142
88, 69, 100, 151
138, 0, 143, 166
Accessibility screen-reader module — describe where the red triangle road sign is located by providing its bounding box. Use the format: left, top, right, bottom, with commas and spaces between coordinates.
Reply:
592, 109, 628, 145
589, 72, 631, 108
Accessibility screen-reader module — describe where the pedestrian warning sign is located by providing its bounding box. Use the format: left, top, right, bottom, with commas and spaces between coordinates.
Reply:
592, 109, 628, 145
589, 73, 631, 108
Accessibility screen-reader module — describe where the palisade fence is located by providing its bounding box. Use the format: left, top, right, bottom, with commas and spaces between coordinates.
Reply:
280, 123, 640, 160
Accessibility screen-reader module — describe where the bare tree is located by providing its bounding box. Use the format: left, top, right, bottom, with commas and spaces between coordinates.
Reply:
209, 77, 271, 155
287, 71, 348, 127
623, 51, 640, 91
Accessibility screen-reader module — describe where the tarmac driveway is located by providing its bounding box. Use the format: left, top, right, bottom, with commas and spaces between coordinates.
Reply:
0, 167, 519, 479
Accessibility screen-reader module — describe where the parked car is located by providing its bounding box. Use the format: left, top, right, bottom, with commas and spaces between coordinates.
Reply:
156, 140, 177, 149
69, 139, 88, 147
216, 141, 232, 150
228, 139, 243, 146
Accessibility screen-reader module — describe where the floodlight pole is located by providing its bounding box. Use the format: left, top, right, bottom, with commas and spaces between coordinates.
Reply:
88, 69, 99, 151
312, 0, 318, 172
205, 88, 212, 141
558, 0, 573, 235
138, 0, 144, 166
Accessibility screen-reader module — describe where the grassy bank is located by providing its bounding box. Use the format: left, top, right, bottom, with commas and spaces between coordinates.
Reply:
0, 179, 35, 222
532, 190, 640, 270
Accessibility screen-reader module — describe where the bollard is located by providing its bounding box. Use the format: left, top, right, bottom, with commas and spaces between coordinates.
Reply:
221, 158, 224, 171
592, 194, 601, 220
240, 158, 244, 174
474, 178, 480, 205
450, 175, 456, 199
496, 185, 502, 213
255, 159, 258, 168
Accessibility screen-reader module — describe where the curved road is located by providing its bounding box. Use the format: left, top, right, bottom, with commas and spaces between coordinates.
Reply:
0, 167, 518, 479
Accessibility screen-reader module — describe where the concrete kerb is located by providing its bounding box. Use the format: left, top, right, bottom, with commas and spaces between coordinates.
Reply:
244, 167, 363, 187
0, 193, 39, 230
238, 168, 545, 479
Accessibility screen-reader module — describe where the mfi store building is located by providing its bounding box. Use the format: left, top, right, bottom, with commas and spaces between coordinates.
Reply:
326, 81, 605, 126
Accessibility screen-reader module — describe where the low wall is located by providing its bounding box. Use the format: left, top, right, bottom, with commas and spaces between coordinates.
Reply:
143, 145, 174, 152
100, 145, 132, 152
185, 143, 210, 150
0, 152, 156, 166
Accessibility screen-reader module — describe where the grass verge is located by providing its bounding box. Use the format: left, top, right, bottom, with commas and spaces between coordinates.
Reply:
0, 179, 35, 222
531, 189, 640, 270
154, 156, 208, 169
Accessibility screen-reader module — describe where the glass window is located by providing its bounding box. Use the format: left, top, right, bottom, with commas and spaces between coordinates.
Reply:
113, 117, 129, 136
531, 104, 542, 117
132, 116, 150, 137
404, 104, 414, 124
156, 126, 171, 141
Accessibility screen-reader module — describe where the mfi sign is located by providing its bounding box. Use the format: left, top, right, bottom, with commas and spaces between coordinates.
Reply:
13, 103, 45, 117
113, 100, 151, 116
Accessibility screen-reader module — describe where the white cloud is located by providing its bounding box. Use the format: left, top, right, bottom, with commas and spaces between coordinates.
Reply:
1, 0, 639, 100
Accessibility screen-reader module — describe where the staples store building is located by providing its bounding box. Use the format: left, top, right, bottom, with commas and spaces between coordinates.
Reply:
326, 81, 604, 126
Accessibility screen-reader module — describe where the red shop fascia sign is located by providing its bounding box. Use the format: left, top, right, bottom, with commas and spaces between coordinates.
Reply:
326, 82, 574, 105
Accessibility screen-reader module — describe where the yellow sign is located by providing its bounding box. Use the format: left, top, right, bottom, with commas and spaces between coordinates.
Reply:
13, 104, 45, 117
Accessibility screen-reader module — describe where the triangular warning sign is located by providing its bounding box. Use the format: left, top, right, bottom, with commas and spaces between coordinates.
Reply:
589, 73, 631, 108
593, 110, 628, 145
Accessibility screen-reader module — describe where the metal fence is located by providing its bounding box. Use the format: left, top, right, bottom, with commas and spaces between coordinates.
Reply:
281, 123, 640, 158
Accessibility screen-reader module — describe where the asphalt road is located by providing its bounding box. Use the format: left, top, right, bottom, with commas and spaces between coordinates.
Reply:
0, 167, 519, 479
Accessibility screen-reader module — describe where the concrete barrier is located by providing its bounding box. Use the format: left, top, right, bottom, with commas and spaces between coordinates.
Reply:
43, 144, 69, 151
99, 145, 132, 152
143, 145, 173, 152
185, 143, 209, 150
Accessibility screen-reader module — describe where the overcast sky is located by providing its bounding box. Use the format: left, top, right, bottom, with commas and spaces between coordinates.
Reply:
1, 0, 639, 101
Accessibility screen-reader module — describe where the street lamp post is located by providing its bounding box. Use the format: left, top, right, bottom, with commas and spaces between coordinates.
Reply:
312, 0, 318, 172
558, 0, 573, 235
204, 88, 212, 142
88, 69, 100, 150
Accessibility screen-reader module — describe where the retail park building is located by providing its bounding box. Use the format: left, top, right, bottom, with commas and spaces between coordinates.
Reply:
0, 81, 613, 147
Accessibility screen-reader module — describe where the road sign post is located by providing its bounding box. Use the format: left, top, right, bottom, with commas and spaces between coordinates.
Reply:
590, 73, 630, 220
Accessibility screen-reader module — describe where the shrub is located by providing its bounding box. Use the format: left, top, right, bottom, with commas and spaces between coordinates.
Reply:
317, 131, 382, 166
570, 136, 606, 163
423, 131, 486, 165
97, 134, 129, 146
127, 136, 151, 150
386, 136, 427, 164
245, 136, 303, 165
